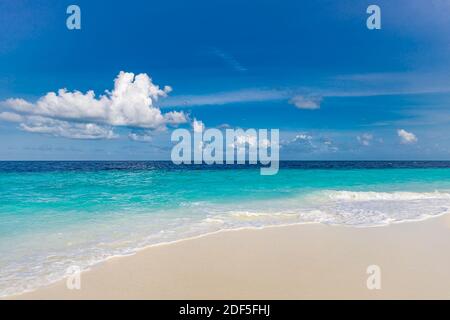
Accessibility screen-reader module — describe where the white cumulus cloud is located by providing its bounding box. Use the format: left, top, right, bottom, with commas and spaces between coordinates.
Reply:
397, 129, 418, 144
289, 95, 322, 110
192, 119, 205, 133
357, 133, 373, 146
0, 71, 188, 139
282, 133, 339, 153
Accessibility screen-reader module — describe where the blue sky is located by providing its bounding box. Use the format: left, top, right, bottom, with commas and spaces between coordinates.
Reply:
0, 0, 449, 160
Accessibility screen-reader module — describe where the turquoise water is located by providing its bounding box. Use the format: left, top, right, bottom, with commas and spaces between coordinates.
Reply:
1, 161, 450, 296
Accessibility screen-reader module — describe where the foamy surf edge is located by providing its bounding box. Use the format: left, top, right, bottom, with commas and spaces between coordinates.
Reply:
3, 189, 450, 298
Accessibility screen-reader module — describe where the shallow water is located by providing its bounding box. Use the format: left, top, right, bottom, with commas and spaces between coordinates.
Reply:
1, 161, 450, 296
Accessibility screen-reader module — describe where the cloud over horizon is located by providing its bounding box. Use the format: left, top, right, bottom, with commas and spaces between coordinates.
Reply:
398, 129, 418, 144
357, 133, 373, 146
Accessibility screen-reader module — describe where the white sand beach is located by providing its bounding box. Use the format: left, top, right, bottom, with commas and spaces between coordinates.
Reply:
11, 214, 450, 300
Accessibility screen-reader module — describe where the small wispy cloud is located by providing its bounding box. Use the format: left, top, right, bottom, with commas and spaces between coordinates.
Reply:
160, 88, 289, 108
397, 129, 418, 144
211, 47, 247, 73
331, 71, 450, 97
128, 132, 153, 143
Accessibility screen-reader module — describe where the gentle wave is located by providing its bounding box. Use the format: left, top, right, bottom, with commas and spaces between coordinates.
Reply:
323, 190, 450, 201
204, 190, 450, 227
2, 189, 450, 297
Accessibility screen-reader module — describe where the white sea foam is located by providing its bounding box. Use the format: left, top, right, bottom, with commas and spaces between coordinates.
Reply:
204, 190, 450, 227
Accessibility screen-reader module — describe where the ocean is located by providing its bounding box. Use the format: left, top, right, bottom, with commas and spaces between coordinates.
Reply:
1, 161, 450, 296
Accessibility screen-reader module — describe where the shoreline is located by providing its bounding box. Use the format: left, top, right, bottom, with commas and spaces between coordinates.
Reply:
10, 213, 450, 300
4, 212, 448, 298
